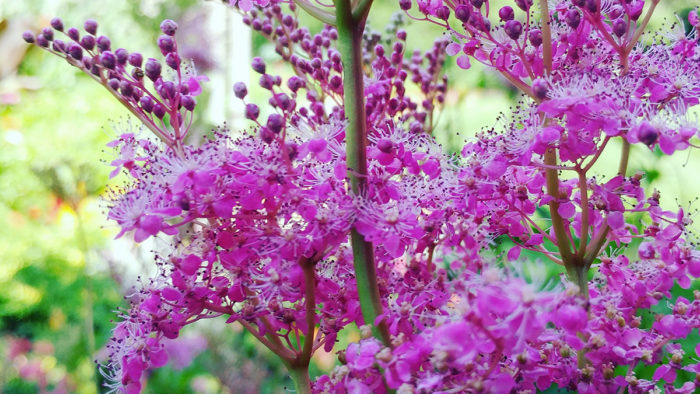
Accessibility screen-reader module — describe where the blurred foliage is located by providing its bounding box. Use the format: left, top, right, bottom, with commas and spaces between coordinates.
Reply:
1, 0, 699, 393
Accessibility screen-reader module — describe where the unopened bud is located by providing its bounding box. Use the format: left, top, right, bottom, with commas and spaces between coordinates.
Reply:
96, 35, 111, 51
532, 78, 548, 100
565, 10, 581, 29
245, 103, 259, 120
41, 27, 54, 41
181, 95, 196, 111
233, 82, 248, 99
100, 51, 116, 69
499, 6, 515, 21
153, 103, 166, 118
80, 35, 95, 50
251, 57, 266, 74
115, 48, 128, 65
140, 96, 154, 112
84, 19, 98, 35
613, 18, 627, 37
22, 31, 35, 44
266, 114, 284, 134
50, 17, 64, 31
67, 27, 80, 41
145, 58, 162, 81
160, 19, 178, 36
529, 29, 543, 47
128, 52, 143, 68
504, 20, 523, 40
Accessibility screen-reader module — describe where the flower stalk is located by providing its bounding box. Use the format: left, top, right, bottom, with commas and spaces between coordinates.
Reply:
334, 0, 390, 345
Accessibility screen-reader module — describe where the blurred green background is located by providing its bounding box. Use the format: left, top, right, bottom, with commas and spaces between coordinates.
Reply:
0, 0, 698, 392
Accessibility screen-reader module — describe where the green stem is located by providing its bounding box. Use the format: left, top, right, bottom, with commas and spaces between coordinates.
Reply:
576, 168, 590, 258
334, 0, 390, 345
544, 148, 574, 265
300, 263, 316, 365
618, 140, 630, 175
538, 0, 552, 75
288, 366, 312, 394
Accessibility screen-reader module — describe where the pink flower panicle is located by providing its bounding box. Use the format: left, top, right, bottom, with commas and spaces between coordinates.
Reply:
27, 1, 700, 392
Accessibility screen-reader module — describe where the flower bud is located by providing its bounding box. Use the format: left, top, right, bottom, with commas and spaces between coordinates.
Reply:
53, 39, 67, 52
41, 27, 54, 41
145, 58, 162, 81
374, 44, 385, 57
50, 17, 64, 31
251, 57, 266, 74
455, 6, 471, 23
96, 35, 111, 51
259, 127, 275, 144
266, 114, 284, 134
157, 35, 175, 54
100, 51, 116, 69
180, 95, 196, 111
470, 0, 483, 8
119, 80, 133, 97
66, 27, 79, 41
128, 52, 143, 68
612, 18, 627, 37
153, 103, 166, 118
67, 44, 83, 60
532, 78, 548, 100
529, 29, 543, 46
435, 6, 450, 20
165, 52, 180, 69
499, 6, 515, 21
287, 76, 304, 92
515, 0, 533, 11
259, 74, 274, 90
274, 93, 292, 111
329, 75, 342, 91
80, 35, 95, 50
159, 81, 176, 99
108, 78, 120, 90
115, 48, 128, 65
396, 29, 407, 40
22, 31, 35, 44
140, 96, 154, 112
245, 103, 260, 120
399, 0, 411, 11
565, 9, 581, 29
84, 19, 98, 35
504, 20, 523, 40
233, 82, 248, 99
160, 19, 178, 36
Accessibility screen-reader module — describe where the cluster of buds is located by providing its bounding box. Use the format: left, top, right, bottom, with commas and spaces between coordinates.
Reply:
23, 18, 206, 148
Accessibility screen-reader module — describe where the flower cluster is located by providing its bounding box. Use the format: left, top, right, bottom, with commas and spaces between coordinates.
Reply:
26, 0, 700, 392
